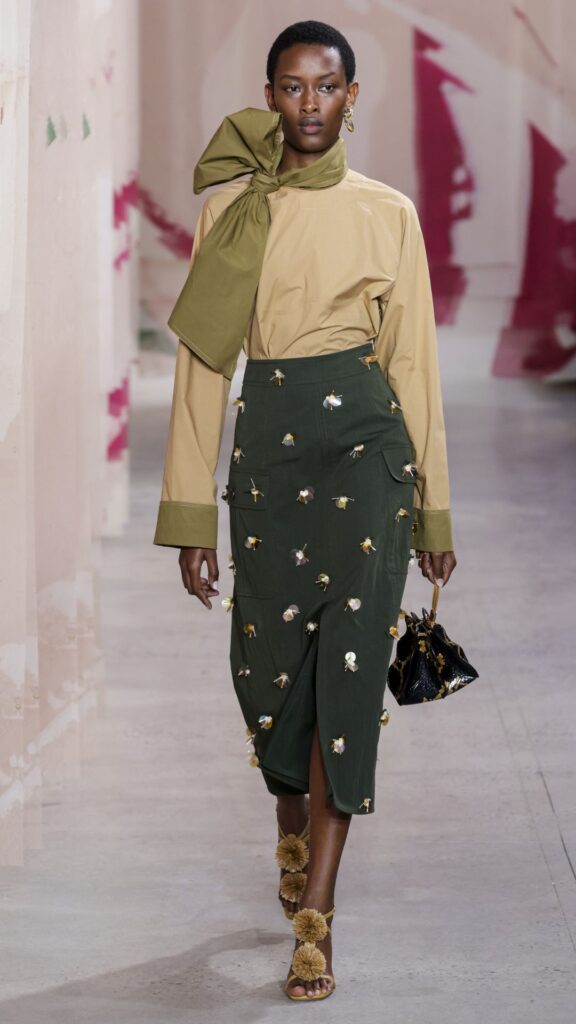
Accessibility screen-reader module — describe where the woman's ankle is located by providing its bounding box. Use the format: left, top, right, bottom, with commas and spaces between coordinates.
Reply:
298, 884, 335, 913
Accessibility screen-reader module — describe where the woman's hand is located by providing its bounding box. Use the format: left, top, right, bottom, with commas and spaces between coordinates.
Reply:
415, 550, 457, 587
179, 547, 220, 609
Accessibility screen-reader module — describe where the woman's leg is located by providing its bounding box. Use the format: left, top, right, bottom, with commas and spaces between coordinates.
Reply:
285, 721, 352, 997
276, 791, 310, 916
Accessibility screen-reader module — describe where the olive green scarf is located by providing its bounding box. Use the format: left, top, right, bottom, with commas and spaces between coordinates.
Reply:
167, 107, 348, 379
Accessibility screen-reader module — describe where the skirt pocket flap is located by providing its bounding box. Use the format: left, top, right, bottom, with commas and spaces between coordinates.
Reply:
380, 447, 417, 483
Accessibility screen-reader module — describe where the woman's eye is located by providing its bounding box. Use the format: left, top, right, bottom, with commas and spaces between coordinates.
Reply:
283, 83, 336, 94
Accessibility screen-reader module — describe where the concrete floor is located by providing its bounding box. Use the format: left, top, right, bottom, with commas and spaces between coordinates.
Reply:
1, 339, 575, 1023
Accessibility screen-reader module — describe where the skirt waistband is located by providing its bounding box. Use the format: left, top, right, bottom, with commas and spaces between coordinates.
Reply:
243, 340, 377, 385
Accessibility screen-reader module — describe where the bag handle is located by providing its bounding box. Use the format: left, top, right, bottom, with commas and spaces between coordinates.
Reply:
432, 582, 440, 614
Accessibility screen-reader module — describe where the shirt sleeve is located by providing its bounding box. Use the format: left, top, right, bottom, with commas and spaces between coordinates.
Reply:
374, 198, 454, 552
154, 201, 231, 549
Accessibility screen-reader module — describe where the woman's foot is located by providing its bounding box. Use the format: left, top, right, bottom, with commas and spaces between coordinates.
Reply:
285, 889, 336, 999
276, 795, 310, 917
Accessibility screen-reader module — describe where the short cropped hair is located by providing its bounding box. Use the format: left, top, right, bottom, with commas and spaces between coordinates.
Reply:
266, 20, 356, 85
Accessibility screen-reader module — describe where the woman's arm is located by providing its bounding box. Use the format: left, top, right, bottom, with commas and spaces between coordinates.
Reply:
374, 197, 456, 585
153, 341, 231, 549
153, 201, 232, 606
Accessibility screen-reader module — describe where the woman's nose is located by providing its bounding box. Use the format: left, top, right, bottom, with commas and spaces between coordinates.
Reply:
300, 89, 319, 112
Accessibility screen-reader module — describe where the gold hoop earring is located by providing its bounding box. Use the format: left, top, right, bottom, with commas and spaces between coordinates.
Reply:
343, 107, 355, 133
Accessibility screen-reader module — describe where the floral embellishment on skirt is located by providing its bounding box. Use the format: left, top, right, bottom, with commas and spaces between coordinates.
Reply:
358, 353, 379, 368
331, 735, 346, 754
247, 478, 265, 502
344, 596, 362, 612
315, 572, 331, 590
332, 495, 355, 509
360, 536, 377, 553
305, 620, 319, 634
232, 397, 245, 412
232, 446, 245, 463
282, 604, 300, 622
258, 714, 273, 729
395, 507, 409, 522
344, 651, 358, 672
273, 672, 291, 688
244, 535, 262, 549
297, 486, 315, 504
379, 708, 390, 726
349, 443, 365, 458
271, 368, 285, 385
290, 544, 309, 566
322, 390, 343, 410
221, 596, 234, 612
243, 623, 257, 638
388, 399, 402, 414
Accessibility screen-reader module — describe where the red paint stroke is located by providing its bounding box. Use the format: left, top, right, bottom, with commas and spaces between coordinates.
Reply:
512, 5, 557, 68
138, 185, 194, 260
114, 176, 140, 228
492, 124, 576, 378
414, 30, 474, 325
113, 173, 194, 260
108, 375, 129, 418
107, 422, 128, 461
114, 245, 131, 271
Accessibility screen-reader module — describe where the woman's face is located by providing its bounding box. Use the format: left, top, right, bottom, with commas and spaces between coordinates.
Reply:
265, 43, 358, 156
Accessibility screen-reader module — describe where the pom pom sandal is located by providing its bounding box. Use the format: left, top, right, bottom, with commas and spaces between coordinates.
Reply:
284, 905, 336, 1001
275, 821, 310, 919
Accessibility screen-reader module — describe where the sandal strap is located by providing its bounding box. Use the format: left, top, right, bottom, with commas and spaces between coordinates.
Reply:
277, 820, 310, 842
285, 972, 335, 994
287, 973, 334, 982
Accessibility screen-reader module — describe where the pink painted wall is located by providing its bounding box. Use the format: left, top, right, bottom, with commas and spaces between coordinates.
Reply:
0, 0, 139, 865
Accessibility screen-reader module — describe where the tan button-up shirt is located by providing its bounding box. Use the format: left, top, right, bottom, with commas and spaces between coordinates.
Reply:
154, 168, 454, 553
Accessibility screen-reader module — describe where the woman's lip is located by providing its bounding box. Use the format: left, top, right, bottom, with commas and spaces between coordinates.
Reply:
299, 123, 324, 134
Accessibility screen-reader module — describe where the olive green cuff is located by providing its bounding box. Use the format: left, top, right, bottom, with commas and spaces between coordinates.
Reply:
411, 509, 453, 553
153, 501, 217, 549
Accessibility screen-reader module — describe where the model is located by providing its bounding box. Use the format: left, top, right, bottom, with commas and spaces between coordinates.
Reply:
154, 19, 457, 1002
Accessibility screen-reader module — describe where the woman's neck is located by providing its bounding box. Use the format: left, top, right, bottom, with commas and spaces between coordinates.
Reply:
276, 139, 334, 174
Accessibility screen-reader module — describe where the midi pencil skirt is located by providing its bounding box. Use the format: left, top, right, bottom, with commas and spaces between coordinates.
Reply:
225, 339, 416, 815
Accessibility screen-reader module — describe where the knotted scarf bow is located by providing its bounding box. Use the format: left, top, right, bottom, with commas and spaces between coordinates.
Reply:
167, 107, 348, 379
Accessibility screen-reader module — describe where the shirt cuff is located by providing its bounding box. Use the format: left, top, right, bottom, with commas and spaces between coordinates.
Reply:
154, 501, 217, 549
411, 509, 453, 552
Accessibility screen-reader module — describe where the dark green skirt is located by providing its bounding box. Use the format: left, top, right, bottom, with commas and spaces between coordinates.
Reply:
224, 340, 415, 815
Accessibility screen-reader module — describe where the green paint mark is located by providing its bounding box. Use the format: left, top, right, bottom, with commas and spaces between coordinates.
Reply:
46, 115, 56, 146
82, 113, 91, 139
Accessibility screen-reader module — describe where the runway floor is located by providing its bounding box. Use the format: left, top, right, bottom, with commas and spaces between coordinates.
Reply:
1, 339, 575, 1022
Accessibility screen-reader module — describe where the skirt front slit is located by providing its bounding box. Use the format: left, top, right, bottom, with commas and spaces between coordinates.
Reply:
226, 340, 415, 815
